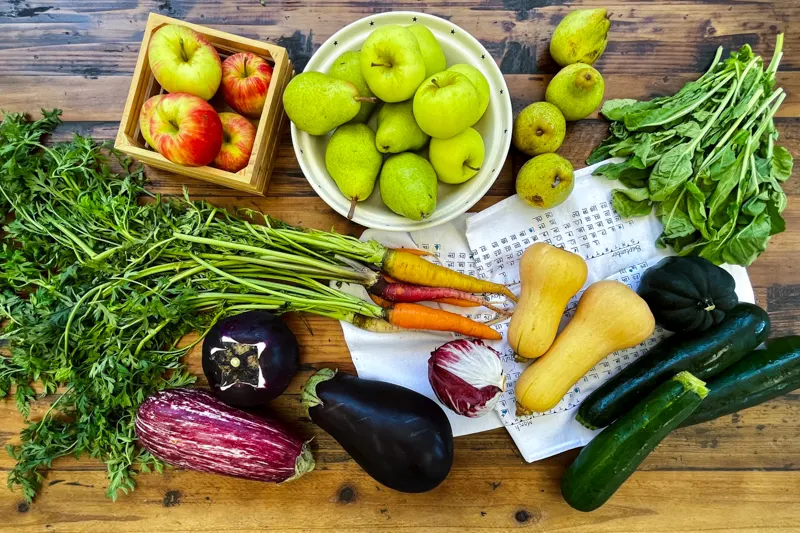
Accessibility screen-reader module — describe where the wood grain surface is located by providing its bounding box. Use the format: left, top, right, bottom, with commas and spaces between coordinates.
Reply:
1, 1, 799, 531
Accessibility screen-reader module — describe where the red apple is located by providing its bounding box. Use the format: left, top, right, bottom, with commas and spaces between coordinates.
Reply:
221, 52, 273, 117
139, 94, 164, 148
213, 112, 256, 172
148, 24, 222, 101
147, 92, 223, 167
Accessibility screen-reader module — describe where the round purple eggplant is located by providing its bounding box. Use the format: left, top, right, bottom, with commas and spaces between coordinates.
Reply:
302, 369, 453, 493
202, 311, 299, 407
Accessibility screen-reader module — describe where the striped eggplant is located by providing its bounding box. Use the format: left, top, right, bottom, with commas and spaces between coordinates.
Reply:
135, 388, 314, 483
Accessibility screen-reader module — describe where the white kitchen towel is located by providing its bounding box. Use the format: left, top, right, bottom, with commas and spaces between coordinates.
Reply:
340, 161, 755, 457
463, 161, 755, 462
339, 214, 506, 437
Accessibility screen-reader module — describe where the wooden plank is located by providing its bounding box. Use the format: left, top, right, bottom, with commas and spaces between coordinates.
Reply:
2, 1, 800, 530
33, 117, 800, 200
2, 468, 800, 532
4, 72, 800, 123
0, 1, 798, 75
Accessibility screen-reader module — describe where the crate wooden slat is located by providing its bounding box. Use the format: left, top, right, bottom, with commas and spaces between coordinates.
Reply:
115, 12, 293, 195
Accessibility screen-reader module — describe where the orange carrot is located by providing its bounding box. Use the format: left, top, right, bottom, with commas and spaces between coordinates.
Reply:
384, 303, 502, 341
369, 294, 392, 308
433, 297, 481, 308
382, 249, 518, 302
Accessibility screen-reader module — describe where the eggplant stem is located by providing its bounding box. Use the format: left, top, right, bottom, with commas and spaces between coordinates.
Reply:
300, 368, 337, 415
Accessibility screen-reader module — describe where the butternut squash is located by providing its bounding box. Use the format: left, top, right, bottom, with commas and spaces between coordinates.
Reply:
507, 243, 588, 361
515, 280, 655, 413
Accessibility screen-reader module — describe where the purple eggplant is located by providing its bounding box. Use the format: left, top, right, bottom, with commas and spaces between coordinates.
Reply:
202, 311, 299, 407
135, 388, 314, 483
302, 369, 453, 493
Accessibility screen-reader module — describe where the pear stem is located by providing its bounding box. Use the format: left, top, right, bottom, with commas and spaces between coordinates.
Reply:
355, 96, 378, 103
347, 197, 358, 220
465, 164, 481, 172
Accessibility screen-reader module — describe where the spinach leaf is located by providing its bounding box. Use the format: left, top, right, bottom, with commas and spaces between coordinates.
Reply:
611, 188, 652, 218
648, 142, 695, 201
594, 160, 650, 189
684, 181, 712, 239
600, 99, 639, 121
587, 137, 618, 165
772, 145, 794, 181
707, 151, 744, 222
673, 121, 703, 138
658, 190, 696, 240
766, 200, 786, 235
720, 211, 771, 265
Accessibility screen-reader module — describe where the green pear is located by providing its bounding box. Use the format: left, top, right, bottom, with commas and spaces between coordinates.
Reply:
406, 24, 447, 77
516, 153, 575, 209
325, 124, 383, 219
328, 50, 376, 124
375, 101, 430, 154
512, 102, 566, 156
550, 8, 610, 67
379, 153, 437, 220
360, 25, 427, 102
447, 64, 490, 124
545, 63, 605, 121
413, 70, 479, 139
283, 72, 375, 135
429, 127, 485, 184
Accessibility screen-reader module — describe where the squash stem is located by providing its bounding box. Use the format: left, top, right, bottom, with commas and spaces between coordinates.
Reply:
672, 371, 709, 399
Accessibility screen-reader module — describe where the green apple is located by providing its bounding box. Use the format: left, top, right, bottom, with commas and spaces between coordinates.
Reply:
360, 25, 427, 102
148, 24, 222, 101
413, 70, 479, 139
406, 24, 446, 77
447, 64, 490, 124
429, 127, 485, 184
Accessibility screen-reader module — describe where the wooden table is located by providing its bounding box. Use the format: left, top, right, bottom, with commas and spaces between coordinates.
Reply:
2, 1, 799, 531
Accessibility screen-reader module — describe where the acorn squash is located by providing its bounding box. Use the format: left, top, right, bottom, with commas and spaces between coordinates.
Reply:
637, 256, 738, 334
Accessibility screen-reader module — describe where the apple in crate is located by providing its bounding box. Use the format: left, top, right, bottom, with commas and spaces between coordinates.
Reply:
213, 112, 256, 172
139, 94, 163, 149
148, 24, 222, 101
221, 52, 273, 118
139, 92, 223, 167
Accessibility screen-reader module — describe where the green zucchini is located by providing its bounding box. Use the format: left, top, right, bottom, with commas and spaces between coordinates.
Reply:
681, 335, 800, 427
577, 303, 769, 429
562, 371, 708, 512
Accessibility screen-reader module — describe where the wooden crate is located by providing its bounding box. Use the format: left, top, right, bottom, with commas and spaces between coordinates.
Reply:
115, 13, 293, 195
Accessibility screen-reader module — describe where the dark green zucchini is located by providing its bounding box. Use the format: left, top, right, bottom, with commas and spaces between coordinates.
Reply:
562, 371, 708, 512
577, 303, 769, 430
681, 335, 800, 427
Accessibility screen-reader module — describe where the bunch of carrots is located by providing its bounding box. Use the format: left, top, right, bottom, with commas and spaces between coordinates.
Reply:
358, 248, 516, 341
174, 210, 518, 341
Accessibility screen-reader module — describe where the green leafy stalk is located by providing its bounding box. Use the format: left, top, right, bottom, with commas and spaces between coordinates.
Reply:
590, 35, 791, 266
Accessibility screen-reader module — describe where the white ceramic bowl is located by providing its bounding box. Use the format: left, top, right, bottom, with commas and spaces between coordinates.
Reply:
290, 11, 513, 231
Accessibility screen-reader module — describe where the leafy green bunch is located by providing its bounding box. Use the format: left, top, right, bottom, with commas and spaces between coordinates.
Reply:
0, 111, 386, 501
589, 35, 792, 266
